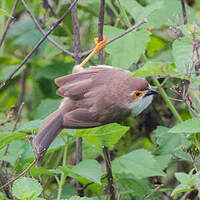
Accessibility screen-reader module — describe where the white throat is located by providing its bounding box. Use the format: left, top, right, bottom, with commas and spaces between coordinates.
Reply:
128, 95, 153, 116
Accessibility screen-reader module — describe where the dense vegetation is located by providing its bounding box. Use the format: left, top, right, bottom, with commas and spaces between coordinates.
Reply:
1, 0, 200, 199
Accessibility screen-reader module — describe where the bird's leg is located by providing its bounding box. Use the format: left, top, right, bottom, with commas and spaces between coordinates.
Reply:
72, 36, 107, 73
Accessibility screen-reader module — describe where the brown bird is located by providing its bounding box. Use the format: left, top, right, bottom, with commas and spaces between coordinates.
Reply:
34, 65, 158, 163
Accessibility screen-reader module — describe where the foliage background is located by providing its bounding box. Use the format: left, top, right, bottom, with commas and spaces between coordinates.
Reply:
1, 0, 200, 199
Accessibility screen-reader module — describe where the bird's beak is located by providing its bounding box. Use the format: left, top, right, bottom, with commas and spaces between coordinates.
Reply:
145, 88, 158, 96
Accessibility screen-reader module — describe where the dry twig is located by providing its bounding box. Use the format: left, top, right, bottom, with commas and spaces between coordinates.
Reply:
0, 0, 19, 47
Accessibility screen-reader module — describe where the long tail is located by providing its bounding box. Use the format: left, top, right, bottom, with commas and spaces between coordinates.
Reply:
34, 110, 63, 165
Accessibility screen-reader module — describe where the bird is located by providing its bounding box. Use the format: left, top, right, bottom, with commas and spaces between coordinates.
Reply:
34, 65, 158, 164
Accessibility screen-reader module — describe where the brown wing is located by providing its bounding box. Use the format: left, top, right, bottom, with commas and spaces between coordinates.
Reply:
55, 66, 122, 100
62, 108, 102, 128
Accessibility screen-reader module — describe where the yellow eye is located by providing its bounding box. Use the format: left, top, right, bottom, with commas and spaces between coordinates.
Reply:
133, 91, 143, 98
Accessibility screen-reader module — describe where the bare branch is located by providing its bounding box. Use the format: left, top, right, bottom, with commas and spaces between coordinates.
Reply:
81, 18, 147, 57
70, 0, 83, 196
0, 0, 78, 90
21, 0, 74, 57
103, 146, 115, 200
71, 0, 82, 64
0, 0, 19, 48
0, 159, 36, 191
98, 0, 105, 64
181, 0, 188, 25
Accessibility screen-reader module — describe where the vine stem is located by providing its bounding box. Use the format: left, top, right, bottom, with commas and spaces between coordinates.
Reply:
152, 77, 183, 123
57, 137, 69, 200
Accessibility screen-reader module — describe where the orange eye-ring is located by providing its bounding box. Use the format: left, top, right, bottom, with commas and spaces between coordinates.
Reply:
133, 91, 143, 98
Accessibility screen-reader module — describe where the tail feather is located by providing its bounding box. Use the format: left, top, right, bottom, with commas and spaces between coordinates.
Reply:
34, 110, 63, 165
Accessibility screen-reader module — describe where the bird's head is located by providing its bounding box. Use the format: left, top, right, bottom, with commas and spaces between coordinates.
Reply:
126, 78, 158, 116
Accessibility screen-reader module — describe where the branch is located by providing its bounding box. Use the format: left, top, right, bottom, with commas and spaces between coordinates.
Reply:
81, 18, 147, 57
103, 146, 115, 200
98, 0, 105, 64
181, 0, 188, 25
0, 0, 78, 90
21, 0, 74, 57
0, 159, 36, 191
70, 0, 83, 196
0, 0, 19, 48
71, 0, 82, 64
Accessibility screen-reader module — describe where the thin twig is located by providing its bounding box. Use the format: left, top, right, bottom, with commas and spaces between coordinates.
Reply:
21, 0, 74, 57
81, 18, 147, 57
181, 0, 188, 25
71, 0, 82, 64
12, 102, 24, 132
98, 0, 105, 64
0, 0, 19, 47
17, 67, 28, 109
0, 0, 78, 90
0, 159, 36, 191
103, 146, 115, 200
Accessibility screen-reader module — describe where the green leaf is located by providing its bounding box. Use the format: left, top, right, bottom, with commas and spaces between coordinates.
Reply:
34, 98, 61, 119
35, 62, 73, 81
0, 141, 25, 166
172, 37, 193, 74
17, 120, 43, 132
131, 62, 177, 77
112, 149, 165, 179
155, 126, 191, 155
169, 118, 200, 133
60, 160, 103, 184
116, 174, 150, 198
172, 172, 195, 196
120, 0, 161, 23
121, 0, 194, 28
171, 184, 193, 196
0, 8, 13, 18
146, 36, 166, 57
82, 139, 101, 160
30, 167, 55, 177
147, 0, 194, 28
0, 132, 27, 150
0, 65, 25, 81
12, 177, 42, 199
43, 36, 70, 59
66, 197, 97, 200
76, 123, 129, 150
104, 26, 150, 69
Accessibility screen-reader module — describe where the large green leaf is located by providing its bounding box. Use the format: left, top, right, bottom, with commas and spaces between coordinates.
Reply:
76, 123, 129, 150
12, 177, 42, 199
0, 132, 27, 150
155, 126, 191, 155
172, 37, 193, 74
35, 62, 74, 81
34, 98, 61, 119
169, 118, 200, 133
104, 26, 150, 69
116, 174, 150, 199
121, 0, 194, 28
60, 160, 103, 184
17, 120, 43, 132
112, 149, 165, 179
131, 62, 177, 77
0, 141, 25, 166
